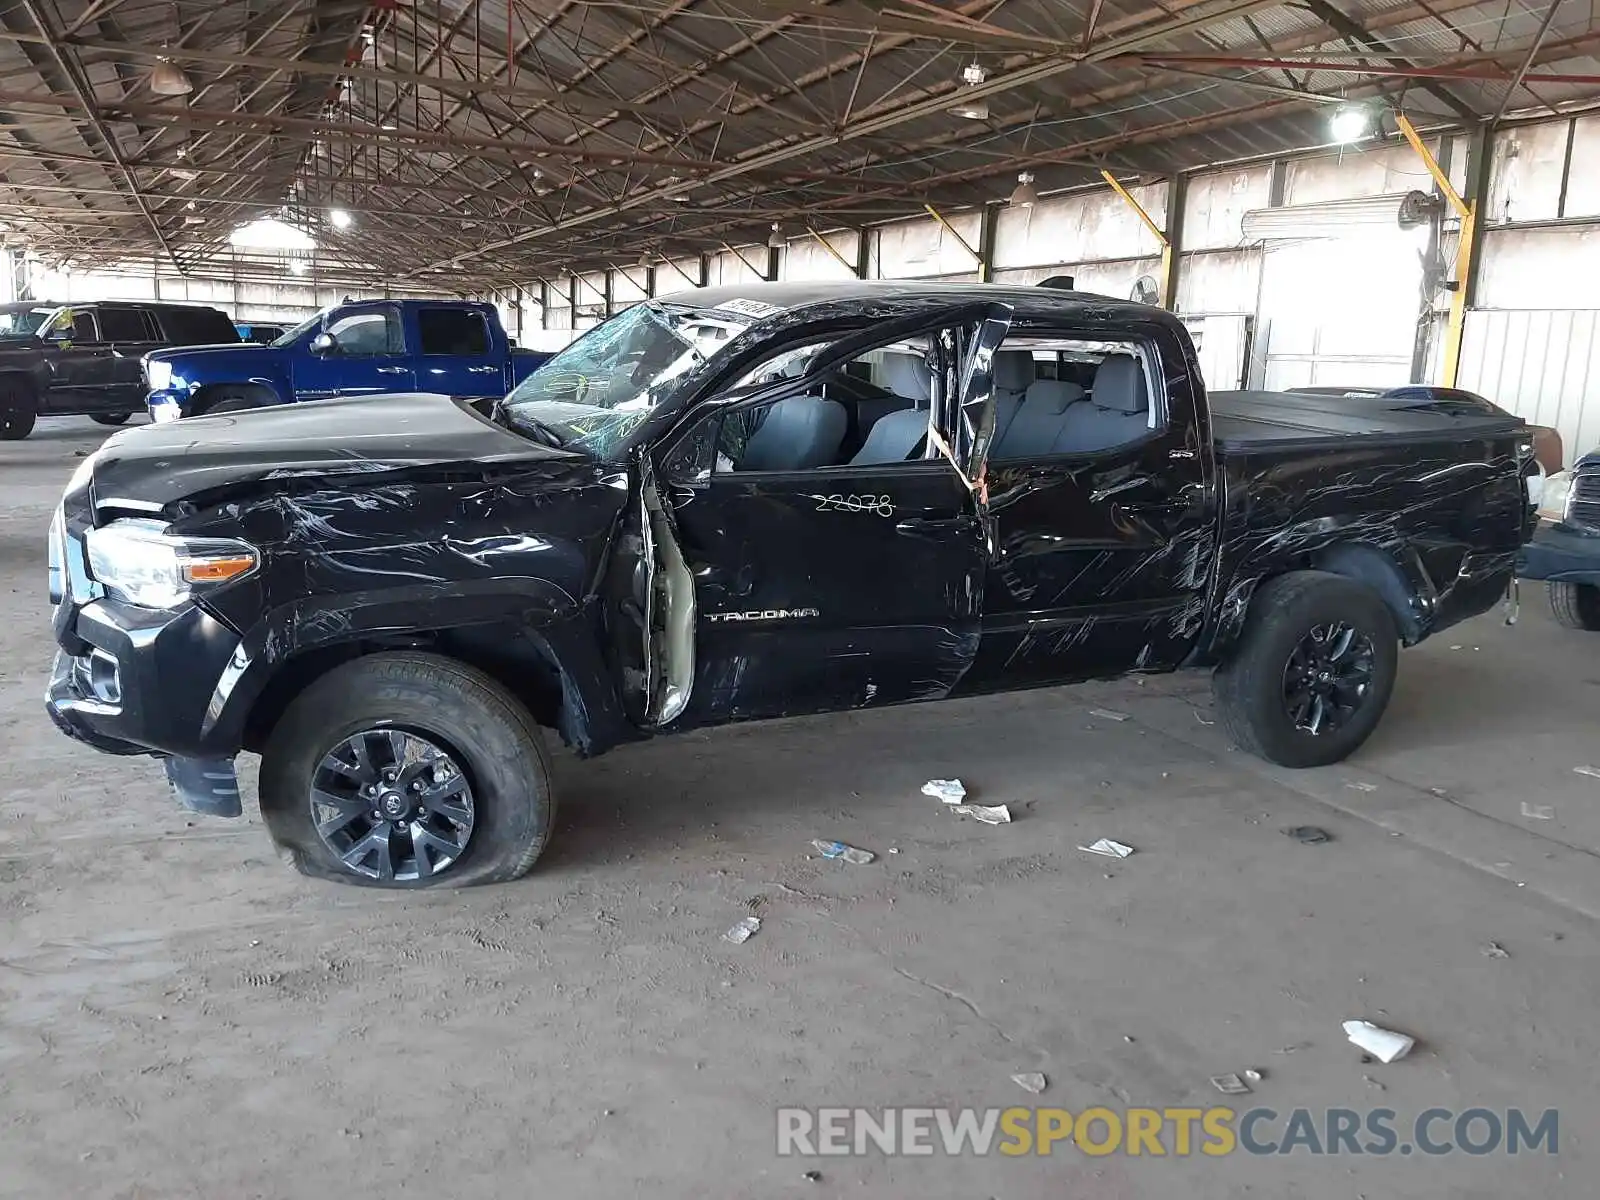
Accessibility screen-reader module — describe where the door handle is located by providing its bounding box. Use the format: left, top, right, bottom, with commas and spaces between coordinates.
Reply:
896, 515, 978, 538
467, 365, 498, 374
376, 366, 409, 375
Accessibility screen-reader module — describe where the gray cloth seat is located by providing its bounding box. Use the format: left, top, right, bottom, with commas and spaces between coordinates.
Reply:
988, 350, 1034, 451
851, 408, 928, 465
1056, 354, 1149, 453
994, 379, 1085, 459
738, 395, 848, 470
851, 351, 933, 465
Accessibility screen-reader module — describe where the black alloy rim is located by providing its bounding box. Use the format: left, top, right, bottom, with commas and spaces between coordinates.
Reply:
309, 728, 475, 881
1281, 622, 1376, 736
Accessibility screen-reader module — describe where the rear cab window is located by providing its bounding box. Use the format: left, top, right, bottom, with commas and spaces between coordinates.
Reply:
95, 307, 157, 342
987, 332, 1167, 462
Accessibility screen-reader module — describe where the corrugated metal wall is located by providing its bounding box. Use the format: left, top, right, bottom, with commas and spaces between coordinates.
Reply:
1459, 310, 1600, 465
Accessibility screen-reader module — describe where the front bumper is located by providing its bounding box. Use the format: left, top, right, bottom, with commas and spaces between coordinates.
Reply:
46, 597, 246, 816
1518, 521, 1600, 585
145, 388, 189, 423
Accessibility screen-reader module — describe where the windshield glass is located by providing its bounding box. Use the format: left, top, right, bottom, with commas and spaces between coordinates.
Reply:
0, 307, 58, 336
271, 312, 324, 347
501, 301, 759, 459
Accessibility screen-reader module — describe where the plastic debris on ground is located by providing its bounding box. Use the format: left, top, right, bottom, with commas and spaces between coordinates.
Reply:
921, 779, 967, 804
952, 804, 1011, 825
1520, 802, 1555, 820
1481, 941, 1509, 959
1283, 825, 1331, 844
1343, 1020, 1415, 1063
1574, 765, 1600, 780
1242, 1068, 1264, 1083
1089, 708, 1130, 722
723, 916, 761, 945
1011, 1072, 1047, 1094
1345, 781, 1378, 792
1210, 1073, 1251, 1095
1079, 837, 1134, 858
812, 839, 876, 864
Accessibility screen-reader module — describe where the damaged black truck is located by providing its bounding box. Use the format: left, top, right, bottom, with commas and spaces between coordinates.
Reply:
46, 283, 1538, 889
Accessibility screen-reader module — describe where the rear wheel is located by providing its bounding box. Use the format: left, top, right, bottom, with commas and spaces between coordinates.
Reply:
1549, 581, 1600, 631
1213, 571, 1399, 768
0, 378, 37, 441
91, 412, 131, 426
259, 653, 556, 888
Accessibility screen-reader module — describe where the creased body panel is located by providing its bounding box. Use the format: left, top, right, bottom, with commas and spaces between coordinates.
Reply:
1201, 433, 1529, 662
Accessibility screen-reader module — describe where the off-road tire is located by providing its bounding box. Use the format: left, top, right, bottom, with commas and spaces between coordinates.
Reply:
90, 412, 132, 426
1213, 570, 1399, 768
1549, 581, 1600, 632
259, 653, 556, 888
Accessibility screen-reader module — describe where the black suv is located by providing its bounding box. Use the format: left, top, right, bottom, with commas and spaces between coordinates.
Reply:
0, 301, 239, 439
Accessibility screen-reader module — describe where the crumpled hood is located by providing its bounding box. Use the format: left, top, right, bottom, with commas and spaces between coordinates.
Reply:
89, 391, 575, 507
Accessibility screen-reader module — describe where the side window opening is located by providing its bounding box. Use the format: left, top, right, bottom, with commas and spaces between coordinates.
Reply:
327, 309, 403, 356
713, 334, 949, 474
988, 333, 1165, 462
418, 308, 491, 356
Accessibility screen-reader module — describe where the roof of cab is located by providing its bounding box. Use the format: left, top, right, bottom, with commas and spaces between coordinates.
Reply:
654, 279, 1176, 327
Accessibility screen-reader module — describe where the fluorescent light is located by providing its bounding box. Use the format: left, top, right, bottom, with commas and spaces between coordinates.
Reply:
1330, 103, 1371, 144
330, 209, 353, 230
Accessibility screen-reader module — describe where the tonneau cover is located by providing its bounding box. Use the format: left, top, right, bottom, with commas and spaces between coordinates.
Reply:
1210, 389, 1525, 454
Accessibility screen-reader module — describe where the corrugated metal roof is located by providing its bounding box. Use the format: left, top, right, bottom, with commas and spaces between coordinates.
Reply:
0, 0, 1594, 284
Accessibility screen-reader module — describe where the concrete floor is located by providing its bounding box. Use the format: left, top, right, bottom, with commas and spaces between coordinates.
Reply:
2, 418, 1595, 1198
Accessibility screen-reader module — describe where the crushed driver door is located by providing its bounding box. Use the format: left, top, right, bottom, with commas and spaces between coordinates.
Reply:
642, 303, 1014, 727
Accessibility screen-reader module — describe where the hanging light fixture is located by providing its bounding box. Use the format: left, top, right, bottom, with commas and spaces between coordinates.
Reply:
1007, 172, 1039, 208
767, 222, 785, 248
330, 209, 353, 230
637, 249, 652, 268
149, 57, 193, 96
150, 4, 192, 96
1329, 102, 1372, 144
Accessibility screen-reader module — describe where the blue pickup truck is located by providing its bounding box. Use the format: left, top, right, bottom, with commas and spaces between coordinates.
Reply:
144, 299, 549, 421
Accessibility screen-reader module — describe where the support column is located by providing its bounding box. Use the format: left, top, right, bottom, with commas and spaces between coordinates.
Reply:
1102, 170, 1178, 309
855, 227, 872, 281
1161, 173, 1186, 313
978, 204, 999, 284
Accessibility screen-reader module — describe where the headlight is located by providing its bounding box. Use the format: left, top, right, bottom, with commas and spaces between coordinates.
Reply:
84, 519, 257, 609
144, 358, 173, 392
1538, 470, 1574, 523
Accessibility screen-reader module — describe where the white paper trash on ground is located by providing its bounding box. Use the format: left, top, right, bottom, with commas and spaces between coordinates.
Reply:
1079, 838, 1134, 858
922, 779, 967, 804
724, 917, 761, 945
952, 804, 1011, 825
1343, 1020, 1414, 1063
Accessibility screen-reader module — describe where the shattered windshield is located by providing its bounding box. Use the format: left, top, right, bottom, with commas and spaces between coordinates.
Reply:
500, 301, 757, 459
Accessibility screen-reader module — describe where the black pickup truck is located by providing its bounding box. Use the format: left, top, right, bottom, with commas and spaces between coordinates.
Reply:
0, 300, 239, 438
46, 282, 1537, 889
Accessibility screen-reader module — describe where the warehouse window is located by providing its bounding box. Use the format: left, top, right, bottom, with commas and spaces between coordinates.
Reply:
418, 308, 491, 355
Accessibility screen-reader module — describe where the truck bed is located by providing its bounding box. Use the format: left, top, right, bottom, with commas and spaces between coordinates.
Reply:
1209, 389, 1526, 454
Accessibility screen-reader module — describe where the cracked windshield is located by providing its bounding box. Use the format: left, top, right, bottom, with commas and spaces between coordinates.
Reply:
501, 301, 759, 459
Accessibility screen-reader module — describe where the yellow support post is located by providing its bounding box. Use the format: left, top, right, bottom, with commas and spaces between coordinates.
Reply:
1395, 112, 1474, 387
806, 227, 859, 276
1100, 169, 1174, 308
923, 203, 984, 270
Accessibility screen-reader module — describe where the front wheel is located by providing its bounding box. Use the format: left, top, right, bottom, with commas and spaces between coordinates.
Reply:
1213, 571, 1399, 768
259, 653, 556, 888
1548, 581, 1600, 631
0, 379, 37, 440
91, 412, 132, 426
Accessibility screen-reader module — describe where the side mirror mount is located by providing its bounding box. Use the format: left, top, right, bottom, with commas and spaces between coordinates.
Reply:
309, 331, 337, 356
